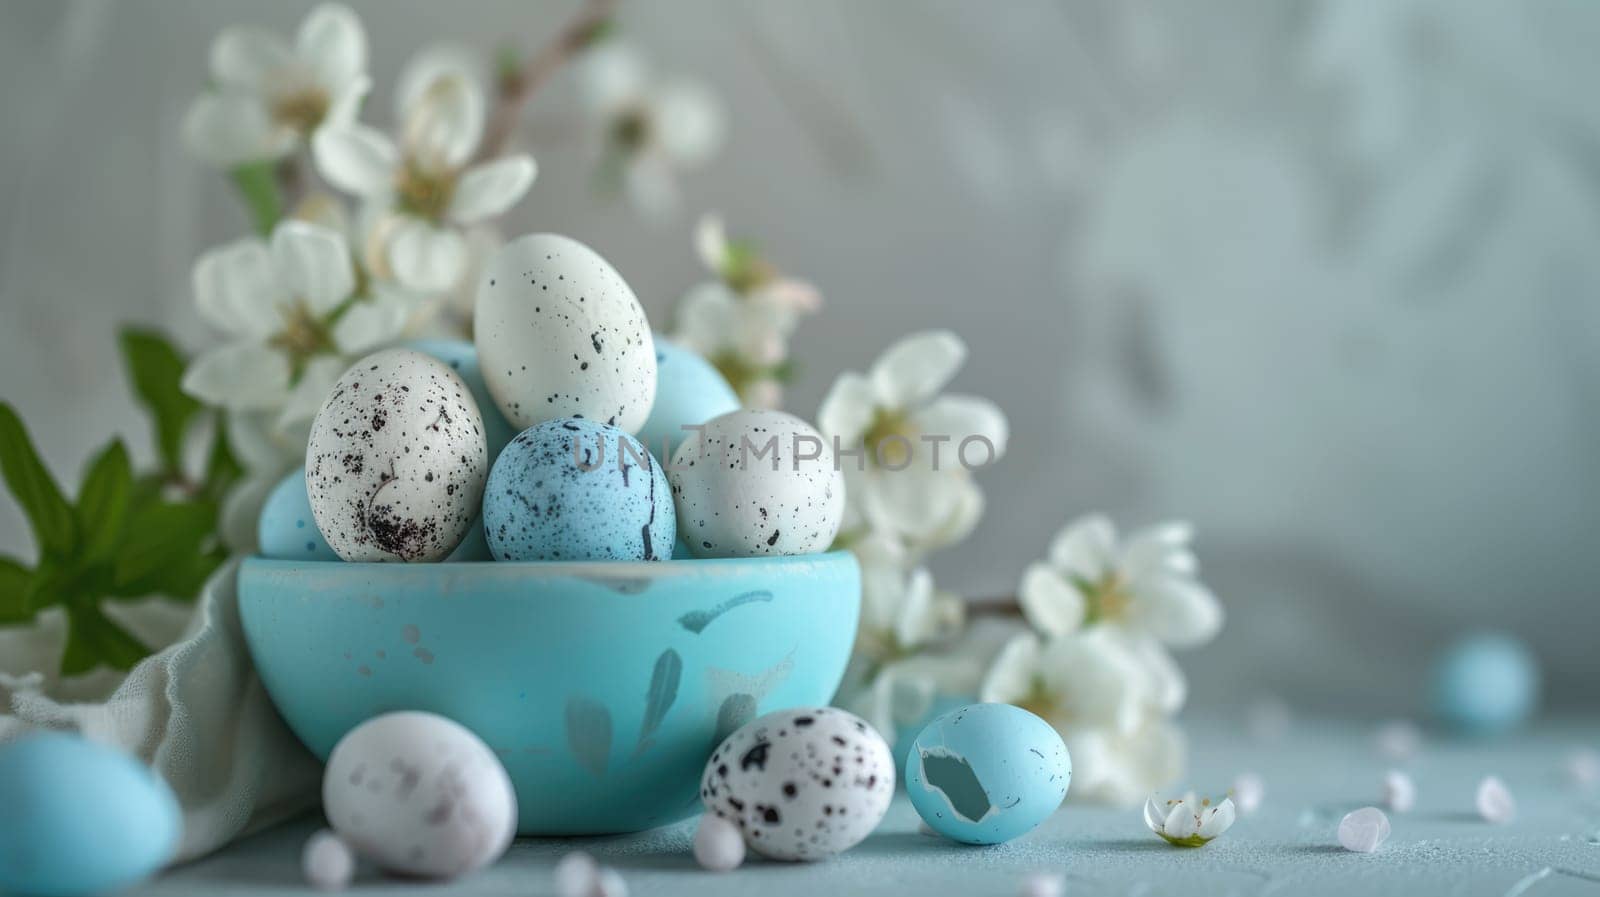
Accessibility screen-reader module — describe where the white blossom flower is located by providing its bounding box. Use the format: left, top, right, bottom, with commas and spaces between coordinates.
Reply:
1144, 793, 1236, 847
818, 331, 1008, 558
183, 4, 370, 167
575, 42, 725, 219
980, 628, 1171, 739
312, 48, 535, 293
1018, 513, 1222, 648
853, 534, 965, 668
182, 221, 409, 435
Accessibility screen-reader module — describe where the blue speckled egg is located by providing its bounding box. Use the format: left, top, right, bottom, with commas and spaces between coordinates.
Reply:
406, 338, 517, 465
483, 418, 674, 561
259, 467, 492, 562
1433, 632, 1540, 734
259, 468, 338, 561
0, 733, 181, 896
904, 703, 1070, 845
636, 337, 740, 463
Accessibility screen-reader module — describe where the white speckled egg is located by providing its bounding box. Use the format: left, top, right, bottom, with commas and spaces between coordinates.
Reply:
700, 707, 894, 861
669, 409, 845, 557
475, 233, 656, 434
323, 711, 516, 879
306, 349, 488, 562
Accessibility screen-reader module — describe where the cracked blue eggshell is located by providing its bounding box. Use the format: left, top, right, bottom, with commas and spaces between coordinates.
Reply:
904, 702, 1070, 845
0, 733, 181, 897
635, 337, 740, 464
484, 418, 674, 561
259, 467, 492, 562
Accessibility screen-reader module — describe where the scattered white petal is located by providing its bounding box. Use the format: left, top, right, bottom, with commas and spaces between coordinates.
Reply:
593, 867, 628, 897
1019, 872, 1064, 897
553, 851, 598, 897
1568, 749, 1600, 788
1232, 772, 1264, 815
692, 814, 744, 872
1383, 770, 1416, 813
1476, 776, 1515, 824
1376, 719, 1422, 760
302, 829, 354, 891
1338, 807, 1391, 853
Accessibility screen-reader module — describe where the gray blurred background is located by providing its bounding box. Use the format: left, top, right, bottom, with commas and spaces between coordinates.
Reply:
2, 0, 1597, 714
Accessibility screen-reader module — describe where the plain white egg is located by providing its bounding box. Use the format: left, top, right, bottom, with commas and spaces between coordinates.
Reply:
322, 712, 516, 879
475, 233, 656, 434
669, 409, 844, 557
305, 349, 488, 562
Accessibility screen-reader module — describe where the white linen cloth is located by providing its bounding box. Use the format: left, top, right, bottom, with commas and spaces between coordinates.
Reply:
0, 559, 320, 861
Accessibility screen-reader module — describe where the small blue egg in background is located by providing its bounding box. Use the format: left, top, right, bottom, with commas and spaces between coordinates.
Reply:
636, 337, 740, 464
0, 732, 182, 897
407, 338, 517, 465
258, 468, 492, 561
484, 418, 675, 561
258, 468, 337, 561
1433, 631, 1540, 735
904, 702, 1070, 845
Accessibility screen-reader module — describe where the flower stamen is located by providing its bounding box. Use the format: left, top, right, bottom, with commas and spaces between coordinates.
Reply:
395, 164, 457, 221
271, 87, 331, 135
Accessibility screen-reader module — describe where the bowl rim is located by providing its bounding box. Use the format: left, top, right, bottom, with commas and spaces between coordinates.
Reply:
241, 549, 858, 580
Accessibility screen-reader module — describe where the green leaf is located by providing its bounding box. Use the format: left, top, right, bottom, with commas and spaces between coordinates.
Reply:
118, 328, 201, 475
201, 418, 243, 504
230, 161, 283, 236
0, 556, 32, 624
109, 499, 216, 598
76, 440, 133, 564
61, 601, 151, 675
0, 403, 77, 559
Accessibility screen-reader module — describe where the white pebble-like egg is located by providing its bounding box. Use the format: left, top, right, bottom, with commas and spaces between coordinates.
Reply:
306, 349, 488, 562
669, 409, 845, 557
700, 707, 894, 861
475, 233, 656, 433
323, 711, 516, 879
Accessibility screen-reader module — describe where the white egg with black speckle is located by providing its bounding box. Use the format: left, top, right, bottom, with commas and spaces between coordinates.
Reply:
700, 707, 894, 861
323, 711, 516, 879
306, 349, 488, 562
669, 409, 844, 557
475, 233, 656, 433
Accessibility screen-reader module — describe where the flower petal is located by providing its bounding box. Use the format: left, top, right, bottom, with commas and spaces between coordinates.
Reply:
1198, 798, 1236, 838
651, 80, 725, 167
1018, 563, 1086, 639
859, 466, 984, 555
220, 473, 282, 554
210, 26, 295, 91
622, 155, 681, 221
670, 282, 740, 355
1128, 638, 1187, 714
192, 237, 284, 338
1130, 576, 1224, 648
978, 632, 1040, 705
312, 123, 399, 196
817, 371, 877, 444
573, 42, 647, 114
332, 297, 410, 354
270, 221, 354, 314
274, 355, 347, 438
1143, 797, 1168, 834
182, 342, 291, 410
447, 156, 536, 223
322, 75, 372, 130
695, 214, 728, 272
295, 3, 367, 90
1047, 513, 1119, 581
870, 330, 966, 410
1164, 799, 1200, 839
402, 73, 484, 172
1121, 522, 1199, 582
181, 93, 293, 167
393, 44, 484, 122
914, 394, 1009, 465
387, 220, 467, 292
226, 409, 300, 473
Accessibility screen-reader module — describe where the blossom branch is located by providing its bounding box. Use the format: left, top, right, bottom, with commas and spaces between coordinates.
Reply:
479, 0, 618, 160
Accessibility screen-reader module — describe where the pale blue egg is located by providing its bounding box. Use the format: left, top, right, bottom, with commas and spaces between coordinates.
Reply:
408, 338, 517, 465
636, 337, 740, 463
258, 468, 337, 561
904, 703, 1070, 845
0, 733, 181, 896
1433, 632, 1540, 734
259, 468, 491, 562
484, 418, 674, 561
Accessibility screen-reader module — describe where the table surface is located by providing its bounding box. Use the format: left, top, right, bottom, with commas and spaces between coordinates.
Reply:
138, 717, 1600, 897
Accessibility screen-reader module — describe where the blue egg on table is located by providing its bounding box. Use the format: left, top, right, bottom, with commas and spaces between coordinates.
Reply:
904, 703, 1070, 845
0, 732, 181, 896
484, 418, 674, 561
407, 338, 517, 465
635, 337, 740, 463
1433, 632, 1540, 734
258, 468, 337, 561
259, 468, 491, 562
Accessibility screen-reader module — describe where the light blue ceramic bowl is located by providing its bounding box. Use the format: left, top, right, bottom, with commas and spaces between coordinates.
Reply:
238, 553, 859, 835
